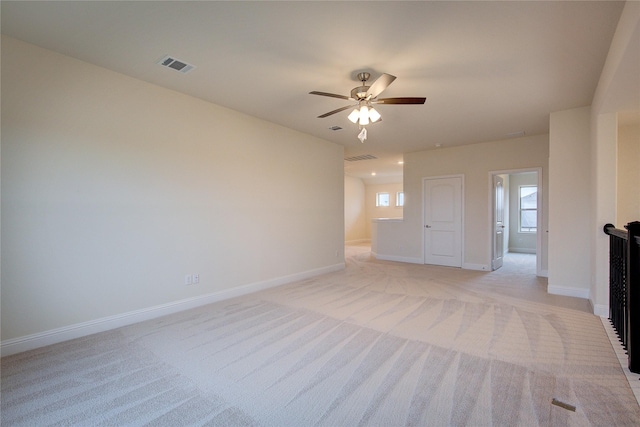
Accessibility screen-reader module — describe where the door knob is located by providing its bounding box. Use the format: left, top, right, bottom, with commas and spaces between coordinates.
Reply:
425, 225, 431, 228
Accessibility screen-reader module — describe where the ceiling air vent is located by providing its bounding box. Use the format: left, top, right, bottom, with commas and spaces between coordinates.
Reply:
157, 55, 196, 74
345, 154, 377, 162
329, 126, 343, 131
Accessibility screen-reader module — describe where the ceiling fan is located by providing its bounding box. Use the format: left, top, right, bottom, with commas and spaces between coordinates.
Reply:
309, 72, 426, 135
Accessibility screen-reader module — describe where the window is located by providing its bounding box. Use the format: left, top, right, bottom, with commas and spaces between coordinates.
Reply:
396, 192, 405, 207
376, 192, 390, 207
519, 185, 537, 232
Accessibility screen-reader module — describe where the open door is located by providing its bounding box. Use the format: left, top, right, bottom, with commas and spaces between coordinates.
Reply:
490, 169, 542, 276
492, 175, 505, 270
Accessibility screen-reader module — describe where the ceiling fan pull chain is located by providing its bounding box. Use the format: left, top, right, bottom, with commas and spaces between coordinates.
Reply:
357, 127, 367, 143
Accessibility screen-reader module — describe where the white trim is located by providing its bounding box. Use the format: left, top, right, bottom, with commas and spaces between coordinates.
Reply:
547, 285, 590, 299
593, 304, 609, 317
538, 269, 549, 278
462, 263, 491, 271
488, 168, 543, 275
0, 263, 345, 357
372, 252, 422, 264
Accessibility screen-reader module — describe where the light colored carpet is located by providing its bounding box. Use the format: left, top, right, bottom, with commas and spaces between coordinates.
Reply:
2, 245, 639, 426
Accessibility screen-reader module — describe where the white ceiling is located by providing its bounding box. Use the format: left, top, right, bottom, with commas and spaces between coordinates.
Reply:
1, 1, 629, 182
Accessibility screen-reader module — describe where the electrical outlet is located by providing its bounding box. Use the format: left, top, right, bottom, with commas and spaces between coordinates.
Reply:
193, 273, 200, 284
185, 274, 192, 286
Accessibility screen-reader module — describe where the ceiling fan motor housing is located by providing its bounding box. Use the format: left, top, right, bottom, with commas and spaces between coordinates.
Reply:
352, 72, 372, 100
351, 86, 370, 100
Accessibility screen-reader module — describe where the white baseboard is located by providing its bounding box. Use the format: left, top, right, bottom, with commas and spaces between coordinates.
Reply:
0, 263, 345, 357
593, 304, 609, 318
372, 252, 422, 264
547, 285, 590, 299
372, 255, 489, 270
463, 263, 490, 271
508, 248, 536, 254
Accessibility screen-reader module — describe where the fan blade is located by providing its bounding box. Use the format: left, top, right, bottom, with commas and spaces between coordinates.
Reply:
366, 73, 396, 99
375, 97, 426, 105
317, 104, 355, 118
309, 91, 351, 100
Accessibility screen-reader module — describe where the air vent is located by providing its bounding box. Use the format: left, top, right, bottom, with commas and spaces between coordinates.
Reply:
329, 126, 343, 131
345, 154, 377, 162
157, 55, 196, 74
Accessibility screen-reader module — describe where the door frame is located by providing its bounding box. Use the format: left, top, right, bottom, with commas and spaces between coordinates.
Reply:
422, 174, 465, 266
492, 174, 506, 271
488, 167, 543, 276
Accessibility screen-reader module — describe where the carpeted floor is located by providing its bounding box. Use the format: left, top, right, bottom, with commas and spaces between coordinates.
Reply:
2, 245, 639, 426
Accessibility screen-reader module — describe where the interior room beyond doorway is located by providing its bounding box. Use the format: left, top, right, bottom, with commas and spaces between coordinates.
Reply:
493, 170, 540, 275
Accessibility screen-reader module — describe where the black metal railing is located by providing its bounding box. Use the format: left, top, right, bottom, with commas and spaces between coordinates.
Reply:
604, 221, 640, 373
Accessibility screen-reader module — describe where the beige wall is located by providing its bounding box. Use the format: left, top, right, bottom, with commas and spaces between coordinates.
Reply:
617, 123, 640, 226
375, 134, 549, 270
549, 107, 591, 297
365, 182, 403, 237
1, 37, 344, 347
344, 175, 367, 243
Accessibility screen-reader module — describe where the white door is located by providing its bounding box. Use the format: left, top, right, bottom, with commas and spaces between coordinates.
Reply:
423, 177, 462, 267
492, 175, 505, 270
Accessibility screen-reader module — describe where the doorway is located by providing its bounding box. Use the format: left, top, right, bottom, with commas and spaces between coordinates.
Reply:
490, 169, 542, 276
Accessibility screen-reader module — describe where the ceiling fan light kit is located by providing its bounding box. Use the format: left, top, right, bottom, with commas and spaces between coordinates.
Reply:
347, 108, 360, 123
310, 72, 425, 142
348, 102, 381, 126
368, 107, 381, 123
